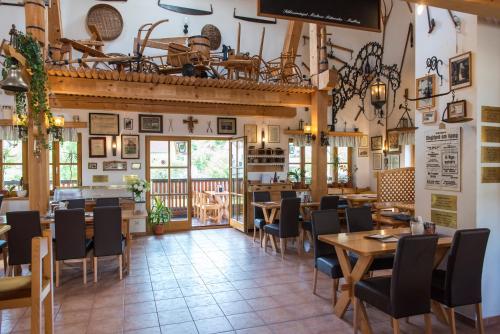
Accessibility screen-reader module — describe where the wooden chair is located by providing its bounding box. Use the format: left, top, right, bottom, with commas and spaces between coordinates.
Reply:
0, 230, 54, 334
199, 193, 220, 224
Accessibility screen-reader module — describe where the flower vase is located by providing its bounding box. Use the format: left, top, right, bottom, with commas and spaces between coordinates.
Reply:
134, 193, 146, 214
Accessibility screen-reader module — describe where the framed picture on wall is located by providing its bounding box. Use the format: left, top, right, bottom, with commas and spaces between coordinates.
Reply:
360, 135, 369, 148
124, 118, 133, 130
388, 154, 400, 170
103, 161, 128, 171
88, 162, 98, 170
387, 132, 401, 153
268, 125, 280, 143
121, 135, 140, 159
89, 137, 107, 158
447, 100, 467, 120
217, 117, 237, 135
416, 74, 436, 109
139, 114, 163, 133
244, 124, 257, 143
449, 51, 472, 90
358, 148, 369, 158
131, 163, 142, 170
372, 152, 383, 170
422, 110, 436, 124
371, 136, 383, 151
89, 113, 119, 135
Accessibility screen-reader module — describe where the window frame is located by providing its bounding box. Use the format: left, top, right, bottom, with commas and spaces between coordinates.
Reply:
0, 140, 28, 189
327, 146, 353, 186
50, 133, 82, 190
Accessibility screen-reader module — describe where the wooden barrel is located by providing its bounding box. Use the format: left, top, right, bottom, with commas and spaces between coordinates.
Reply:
167, 43, 191, 67
25, 0, 46, 45
188, 35, 210, 61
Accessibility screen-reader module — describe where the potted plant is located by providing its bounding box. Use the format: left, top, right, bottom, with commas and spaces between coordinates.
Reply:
127, 178, 150, 214
148, 196, 172, 235
287, 168, 305, 189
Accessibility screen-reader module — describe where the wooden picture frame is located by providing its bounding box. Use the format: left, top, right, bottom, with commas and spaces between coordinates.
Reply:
373, 152, 383, 170
244, 124, 257, 143
131, 163, 142, 170
422, 110, 437, 124
268, 125, 280, 143
371, 136, 383, 151
360, 135, 369, 148
121, 135, 140, 159
89, 137, 107, 158
89, 113, 119, 135
447, 100, 467, 120
449, 51, 472, 90
103, 161, 127, 171
139, 114, 163, 133
388, 154, 400, 170
124, 118, 133, 130
387, 132, 401, 154
217, 117, 237, 135
358, 148, 369, 158
88, 162, 98, 170
416, 74, 436, 109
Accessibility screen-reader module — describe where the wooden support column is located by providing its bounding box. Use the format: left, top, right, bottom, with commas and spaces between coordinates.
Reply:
282, 21, 303, 55
26, 1, 50, 213
48, 0, 63, 45
309, 24, 329, 200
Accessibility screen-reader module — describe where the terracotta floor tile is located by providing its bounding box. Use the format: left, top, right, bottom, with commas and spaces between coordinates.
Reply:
195, 316, 233, 334
157, 307, 192, 325
123, 312, 159, 331
226, 312, 264, 330
160, 321, 198, 334
189, 304, 224, 320
219, 300, 254, 316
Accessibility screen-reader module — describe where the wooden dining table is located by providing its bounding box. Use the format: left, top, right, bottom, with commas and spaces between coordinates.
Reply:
204, 191, 230, 221
319, 228, 453, 333
371, 213, 410, 229
341, 194, 378, 207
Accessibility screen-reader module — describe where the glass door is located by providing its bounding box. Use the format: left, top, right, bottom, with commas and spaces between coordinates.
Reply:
147, 138, 191, 226
229, 137, 247, 232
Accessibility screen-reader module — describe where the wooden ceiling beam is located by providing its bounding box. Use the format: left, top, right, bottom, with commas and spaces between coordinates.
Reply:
47, 77, 312, 107
50, 96, 297, 118
404, 0, 500, 19
283, 21, 304, 55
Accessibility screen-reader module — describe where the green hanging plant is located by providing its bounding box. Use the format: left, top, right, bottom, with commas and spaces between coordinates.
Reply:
2, 28, 54, 147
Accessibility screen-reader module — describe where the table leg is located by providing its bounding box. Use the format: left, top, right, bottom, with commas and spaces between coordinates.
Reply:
431, 247, 451, 324
123, 218, 131, 275
261, 208, 278, 247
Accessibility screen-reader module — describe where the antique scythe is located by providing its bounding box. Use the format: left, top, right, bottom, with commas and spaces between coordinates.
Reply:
233, 8, 277, 24
157, 0, 213, 15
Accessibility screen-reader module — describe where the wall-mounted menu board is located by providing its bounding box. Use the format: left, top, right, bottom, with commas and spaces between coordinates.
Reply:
257, 0, 381, 32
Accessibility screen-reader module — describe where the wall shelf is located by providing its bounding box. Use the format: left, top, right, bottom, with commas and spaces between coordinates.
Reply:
387, 127, 419, 133
247, 165, 284, 173
0, 119, 87, 129
284, 129, 365, 137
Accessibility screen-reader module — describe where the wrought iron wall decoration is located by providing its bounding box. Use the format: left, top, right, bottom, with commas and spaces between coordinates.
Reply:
330, 42, 401, 131
426, 56, 444, 86
157, 1, 213, 15
426, 7, 436, 34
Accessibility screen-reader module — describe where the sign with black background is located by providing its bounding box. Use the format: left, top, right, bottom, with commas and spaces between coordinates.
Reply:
257, 0, 381, 32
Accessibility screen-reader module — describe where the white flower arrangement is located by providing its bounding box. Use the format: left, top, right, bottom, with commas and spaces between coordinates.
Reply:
127, 179, 150, 201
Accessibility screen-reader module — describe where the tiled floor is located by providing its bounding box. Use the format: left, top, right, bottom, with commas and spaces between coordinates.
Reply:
1, 228, 496, 333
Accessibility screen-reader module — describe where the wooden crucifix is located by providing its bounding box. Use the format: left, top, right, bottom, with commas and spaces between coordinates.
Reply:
183, 116, 198, 133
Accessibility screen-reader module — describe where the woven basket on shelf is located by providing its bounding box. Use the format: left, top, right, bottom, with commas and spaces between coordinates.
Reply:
86, 4, 123, 41
201, 24, 221, 50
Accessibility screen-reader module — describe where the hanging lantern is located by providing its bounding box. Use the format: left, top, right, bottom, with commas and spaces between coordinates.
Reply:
0, 64, 28, 93
370, 78, 387, 110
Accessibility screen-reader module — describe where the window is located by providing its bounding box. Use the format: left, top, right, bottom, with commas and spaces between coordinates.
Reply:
287, 143, 312, 184
0, 140, 27, 190
327, 147, 352, 186
50, 133, 82, 190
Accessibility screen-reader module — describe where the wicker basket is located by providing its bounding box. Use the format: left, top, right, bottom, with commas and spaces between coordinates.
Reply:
201, 24, 221, 50
86, 4, 123, 41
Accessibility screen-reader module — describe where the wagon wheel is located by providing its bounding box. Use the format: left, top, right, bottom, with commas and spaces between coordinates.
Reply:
129, 60, 160, 73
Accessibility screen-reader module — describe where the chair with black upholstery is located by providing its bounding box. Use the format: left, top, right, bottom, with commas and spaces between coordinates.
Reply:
54, 209, 93, 286
301, 196, 340, 249
252, 191, 271, 245
93, 207, 124, 282
6, 211, 42, 276
311, 209, 350, 307
346, 207, 394, 271
0, 194, 7, 274
431, 228, 490, 334
263, 197, 301, 260
66, 199, 86, 210
354, 234, 439, 334
95, 197, 120, 207
280, 191, 297, 199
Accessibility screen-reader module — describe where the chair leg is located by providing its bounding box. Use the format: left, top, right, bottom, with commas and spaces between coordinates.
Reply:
93, 257, 98, 283
118, 255, 123, 280
43, 283, 54, 334
391, 318, 400, 334
312, 268, 318, 294
279, 238, 285, 260
358, 299, 373, 334
424, 313, 432, 334
2, 249, 7, 275
82, 258, 87, 285
263, 233, 268, 252
253, 226, 257, 242
476, 303, 485, 334
55, 261, 60, 288
259, 229, 263, 247
332, 278, 339, 307
296, 236, 301, 256
354, 297, 360, 334
447, 307, 457, 334
31, 299, 42, 334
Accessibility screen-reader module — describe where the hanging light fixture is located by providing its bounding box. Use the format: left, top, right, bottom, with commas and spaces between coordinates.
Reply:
303, 124, 316, 145
49, 115, 65, 141
370, 78, 387, 118
0, 63, 28, 94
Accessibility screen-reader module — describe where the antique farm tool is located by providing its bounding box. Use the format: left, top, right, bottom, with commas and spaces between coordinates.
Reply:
426, 6, 436, 34
157, 0, 213, 15
233, 8, 276, 24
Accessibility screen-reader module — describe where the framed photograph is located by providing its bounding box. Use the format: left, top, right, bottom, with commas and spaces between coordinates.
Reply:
371, 136, 383, 151
373, 153, 383, 170
131, 163, 142, 170
387, 132, 401, 154
244, 124, 257, 143
103, 161, 127, 171
416, 74, 436, 109
139, 114, 163, 133
360, 135, 369, 148
450, 51, 472, 90
121, 135, 140, 159
217, 117, 237, 135
89, 113, 119, 135
388, 154, 400, 170
358, 148, 369, 158
88, 162, 98, 170
89, 137, 107, 158
268, 125, 280, 143
422, 110, 437, 124
447, 100, 467, 120
124, 118, 133, 131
